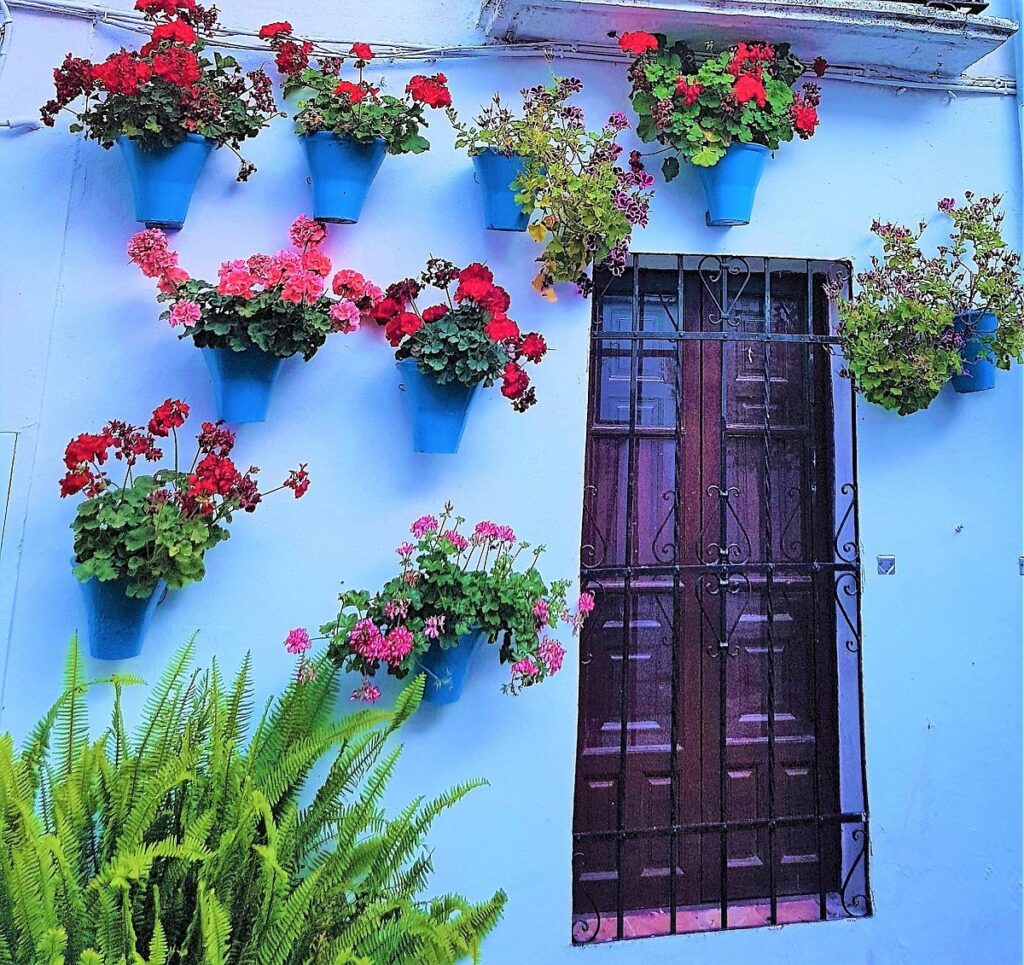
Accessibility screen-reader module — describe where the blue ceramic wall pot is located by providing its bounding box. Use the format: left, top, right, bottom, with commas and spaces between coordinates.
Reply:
696, 142, 770, 227
418, 630, 485, 704
472, 149, 530, 231
116, 133, 212, 229
952, 310, 999, 393
301, 132, 388, 223
75, 566, 166, 660
397, 359, 480, 454
204, 346, 285, 424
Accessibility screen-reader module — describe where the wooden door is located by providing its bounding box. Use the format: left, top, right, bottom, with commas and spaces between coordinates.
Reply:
573, 258, 844, 932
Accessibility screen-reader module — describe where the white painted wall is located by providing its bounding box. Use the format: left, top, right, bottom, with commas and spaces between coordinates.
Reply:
0, 2, 1021, 962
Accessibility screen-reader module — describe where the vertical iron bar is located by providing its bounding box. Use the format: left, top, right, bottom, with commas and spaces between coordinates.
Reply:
763, 260, 778, 925
614, 256, 641, 940
717, 264, 730, 930
805, 265, 828, 920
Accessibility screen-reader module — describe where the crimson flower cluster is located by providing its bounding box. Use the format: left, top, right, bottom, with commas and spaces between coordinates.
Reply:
129, 216, 384, 360
41, 0, 278, 180
378, 259, 549, 410
259, 25, 450, 155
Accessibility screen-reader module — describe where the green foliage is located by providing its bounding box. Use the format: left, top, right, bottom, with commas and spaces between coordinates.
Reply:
164, 283, 334, 361
287, 68, 435, 155
323, 503, 577, 695
398, 303, 508, 387
835, 298, 961, 415
0, 637, 506, 964
834, 194, 1024, 414
71, 473, 229, 599
626, 39, 813, 169
449, 79, 652, 292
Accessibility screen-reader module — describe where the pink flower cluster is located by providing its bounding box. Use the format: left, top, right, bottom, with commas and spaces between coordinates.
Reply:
348, 617, 414, 667
410, 514, 439, 539
472, 520, 516, 544
440, 529, 469, 552
351, 678, 382, 702
284, 627, 311, 654
129, 215, 384, 333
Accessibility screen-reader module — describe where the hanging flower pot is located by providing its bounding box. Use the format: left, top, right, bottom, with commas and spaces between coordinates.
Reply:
696, 143, 770, 227
397, 359, 479, 454
418, 630, 485, 704
472, 149, 530, 231
204, 347, 284, 424
116, 134, 213, 229
301, 132, 388, 223
74, 562, 166, 661
952, 310, 999, 394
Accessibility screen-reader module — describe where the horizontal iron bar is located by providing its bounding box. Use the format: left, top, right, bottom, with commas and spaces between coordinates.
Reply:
581, 561, 860, 576
591, 331, 842, 344
573, 812, 868, 841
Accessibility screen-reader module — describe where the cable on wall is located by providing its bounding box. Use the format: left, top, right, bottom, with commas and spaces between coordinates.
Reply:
4, 0, 1018, 96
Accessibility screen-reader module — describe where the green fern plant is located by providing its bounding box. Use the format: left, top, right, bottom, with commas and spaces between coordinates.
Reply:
0, 636, 505, 964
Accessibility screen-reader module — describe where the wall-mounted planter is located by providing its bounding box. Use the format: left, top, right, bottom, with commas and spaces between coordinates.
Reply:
75, 566, 166, 660
472, 149, 530, 231
418, 630, 485, 704
696, 142, 770, 227
952, 310, 999, 393
204, 346, 284, 424
116, 133, 212, 230
301, 132, 387, 223
397, 359, 479, 454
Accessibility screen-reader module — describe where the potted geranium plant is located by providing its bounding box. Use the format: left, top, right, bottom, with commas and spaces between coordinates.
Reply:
831, 194, 1024, 413
41, 0, 279, 228
619, 32, 823, 226
61, 399, 309, 658
259, 25, 451, 223
300, 503, 592, 703
373, 258, 548, 452
129, 216, 383, 422
449, 77, 654, 296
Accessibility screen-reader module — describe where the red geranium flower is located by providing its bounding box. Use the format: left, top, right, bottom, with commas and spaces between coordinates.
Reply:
675, 77, 703, 106
518, 332, 548, 362
422, 304, 449, 323
618, 31, 659, 56
500, 361, 530, 399
406, 73, 451, 108
385, 311, 423, 345
454, 262, 494, 303
258, 21, 293, 39
334, 80, 367, 103
792, 104, 818, 136
478, 285, 511, 316
149, 19, 197, 48
148, 398, 190, 437
350, 42, 374, 62
812, 56, 828, 77
92, 52, 151, 95
733, 73, 767, 108
151, 46, 201, 86
372, 297, 403, 323
484, 314, 520, 343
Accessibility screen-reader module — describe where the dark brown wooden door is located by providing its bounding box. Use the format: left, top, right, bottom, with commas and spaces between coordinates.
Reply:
573, 257, 848, 936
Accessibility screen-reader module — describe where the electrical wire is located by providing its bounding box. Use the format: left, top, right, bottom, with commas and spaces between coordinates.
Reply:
3, 0, 1018, 95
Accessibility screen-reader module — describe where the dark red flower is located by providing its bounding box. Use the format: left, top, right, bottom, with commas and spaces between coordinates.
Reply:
518, 332, 548, 362
406, 73, 451, 108
618, 31, 659, 56
283, 463, 310, 498
350, 42, 374, 62
334, 80, 366, 103
258, 21, 292, 38
371, 296, 404, 323
812, 56, 828, 77
500, 361, 530, 399
197, 420, 235, 456
733, 73, 767, 108
274, 40, 313, 76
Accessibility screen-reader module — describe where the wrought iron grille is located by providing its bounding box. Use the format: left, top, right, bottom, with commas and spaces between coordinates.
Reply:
571, 254, 869, 945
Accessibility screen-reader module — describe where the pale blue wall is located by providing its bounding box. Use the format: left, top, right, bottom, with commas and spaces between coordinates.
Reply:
0, 3, 1021, 963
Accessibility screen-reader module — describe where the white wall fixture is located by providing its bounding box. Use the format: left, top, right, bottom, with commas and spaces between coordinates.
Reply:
479, 0, 1019, 82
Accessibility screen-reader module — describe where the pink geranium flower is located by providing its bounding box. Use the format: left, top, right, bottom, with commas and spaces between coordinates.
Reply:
284, 627, 311, 654
168, 300, 201, 328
